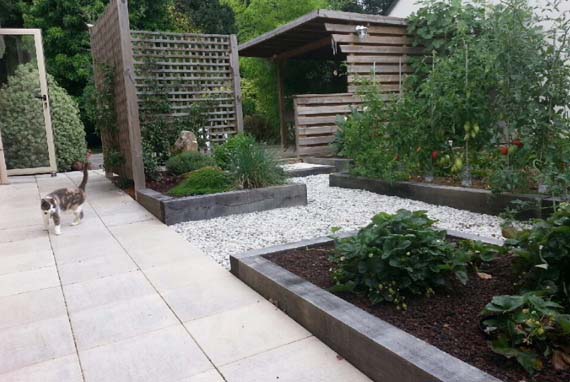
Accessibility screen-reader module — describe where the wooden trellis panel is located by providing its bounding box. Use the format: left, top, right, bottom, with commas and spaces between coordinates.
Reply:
131, 31, 243, 143
89, 0, 145, 192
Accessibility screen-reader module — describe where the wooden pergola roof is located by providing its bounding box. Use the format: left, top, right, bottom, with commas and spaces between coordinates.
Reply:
238, 9, 407, 61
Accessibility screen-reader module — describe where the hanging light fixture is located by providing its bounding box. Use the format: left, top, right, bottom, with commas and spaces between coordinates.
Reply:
355, 25, 369, 40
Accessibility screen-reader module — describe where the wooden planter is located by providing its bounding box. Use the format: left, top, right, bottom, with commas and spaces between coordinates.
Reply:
230, 231, 504, 382
330, 173, 559, 218
137, 183, 307, 225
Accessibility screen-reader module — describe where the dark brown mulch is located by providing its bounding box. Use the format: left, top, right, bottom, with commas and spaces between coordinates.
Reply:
410, 176, 490, 190
265, 245, 570, 382
146, 175, 182, 194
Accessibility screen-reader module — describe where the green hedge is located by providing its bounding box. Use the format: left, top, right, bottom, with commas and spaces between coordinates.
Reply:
0, 62, 86, 171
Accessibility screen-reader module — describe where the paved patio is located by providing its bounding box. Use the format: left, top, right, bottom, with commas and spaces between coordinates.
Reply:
0, 171, 369, 382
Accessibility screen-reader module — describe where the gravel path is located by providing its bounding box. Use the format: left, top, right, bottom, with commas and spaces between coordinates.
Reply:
173, 175, 504, 269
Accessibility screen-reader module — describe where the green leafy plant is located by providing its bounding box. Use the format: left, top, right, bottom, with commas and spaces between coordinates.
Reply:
214, 134, 285, 189
507, 203, 570, 309
168, 166, 233, 197
481, 292, 570, 374
0, 62, 87, 171
165, 151, 216, 176
330, 210, 470, 308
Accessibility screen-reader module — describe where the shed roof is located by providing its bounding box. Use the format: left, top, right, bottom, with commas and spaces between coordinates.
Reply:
238, 9, 407, 60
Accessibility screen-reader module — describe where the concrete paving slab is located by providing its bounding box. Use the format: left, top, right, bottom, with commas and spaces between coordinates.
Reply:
0, 172, 368, 381
185, 300, 311, 366
0, 287, 66, 330
57, 253, 138, 285
64, 271, 155, 313
0, 316, 75, 374
161, 273, 261, 322
71, 294, 179, 350
0, 354, 82, 382
178, 369, 225, 382
143, 259, 228, 292
80, 325, 213, 382
220, 336, 371, 382
0, 266, 60, 298
0, 247, 53, 276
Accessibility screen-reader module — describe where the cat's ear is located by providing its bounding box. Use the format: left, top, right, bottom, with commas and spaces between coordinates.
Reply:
40, 199, 51, 210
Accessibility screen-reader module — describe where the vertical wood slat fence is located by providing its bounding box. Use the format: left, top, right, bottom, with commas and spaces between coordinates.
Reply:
293, 22, 419, 156
90, 0, 243, 191
89, 0, 145, 191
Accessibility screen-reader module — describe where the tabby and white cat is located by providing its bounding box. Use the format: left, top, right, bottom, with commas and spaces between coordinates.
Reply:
41, 164, 88, 235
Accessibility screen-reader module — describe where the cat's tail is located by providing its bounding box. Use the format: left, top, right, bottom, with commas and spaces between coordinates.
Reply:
79, 151, 91, 191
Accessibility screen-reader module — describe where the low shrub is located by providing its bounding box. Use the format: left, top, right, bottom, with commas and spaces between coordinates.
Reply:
167, 167, 233, 197
214, 134, 284, 189
166, 151, 216, 176
508, 203, 570, 309
481, 292, 570, 374
330, 209, 470, 309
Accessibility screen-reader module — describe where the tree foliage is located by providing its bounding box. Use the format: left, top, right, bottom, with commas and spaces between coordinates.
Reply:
328, 0, 395, 14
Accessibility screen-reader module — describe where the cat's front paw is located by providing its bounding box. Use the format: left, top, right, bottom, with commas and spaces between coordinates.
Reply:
54, 226, 62, 235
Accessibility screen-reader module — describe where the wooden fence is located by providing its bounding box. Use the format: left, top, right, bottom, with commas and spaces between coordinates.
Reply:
294, 93, 363, 156
328, 22, 421, 94
90, 0, 243, 192
293, 22, 419, 156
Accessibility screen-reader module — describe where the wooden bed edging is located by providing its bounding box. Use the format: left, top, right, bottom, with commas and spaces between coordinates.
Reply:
137, 183, 307, 225
330, 173, 559, 218
230, 231, 503, 382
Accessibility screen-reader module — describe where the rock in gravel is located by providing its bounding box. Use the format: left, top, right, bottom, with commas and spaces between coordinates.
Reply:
173, 175, 504, 269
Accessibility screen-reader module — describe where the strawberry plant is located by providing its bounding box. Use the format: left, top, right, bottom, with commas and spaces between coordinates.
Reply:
330, 210, 470, 309
508, 203, 570, 309
481, 292, 570, 374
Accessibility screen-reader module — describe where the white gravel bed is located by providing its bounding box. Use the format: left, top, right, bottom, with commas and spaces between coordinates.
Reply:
173, 174, 504, 269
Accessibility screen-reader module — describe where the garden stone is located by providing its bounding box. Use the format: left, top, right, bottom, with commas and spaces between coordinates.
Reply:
173, 131, 199, 154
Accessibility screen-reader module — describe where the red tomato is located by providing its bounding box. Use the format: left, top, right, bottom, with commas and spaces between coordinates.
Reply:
512, 139, 524, 148
431, 151, 439, 160
500, 146, 509, 156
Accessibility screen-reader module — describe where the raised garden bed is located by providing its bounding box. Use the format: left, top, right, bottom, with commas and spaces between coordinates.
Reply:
231, 231, 569, 382
137, 183, 307, 225
330, 173, 559, 218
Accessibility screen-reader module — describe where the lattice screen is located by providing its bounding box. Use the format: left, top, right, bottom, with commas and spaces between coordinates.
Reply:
131, 31, 243, 144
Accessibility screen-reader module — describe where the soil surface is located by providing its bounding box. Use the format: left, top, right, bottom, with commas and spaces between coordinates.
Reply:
266, 244, 570, 382
410, 175, 490, 190
146, 175, 182, 194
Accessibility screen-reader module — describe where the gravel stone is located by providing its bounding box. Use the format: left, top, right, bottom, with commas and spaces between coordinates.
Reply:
173, 175, 504, 269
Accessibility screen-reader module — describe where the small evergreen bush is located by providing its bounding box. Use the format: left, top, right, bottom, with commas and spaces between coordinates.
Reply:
168, 166, 233, 197
214, 134, 284, 189
166, 151, 216, 176
0, 63, 86, 171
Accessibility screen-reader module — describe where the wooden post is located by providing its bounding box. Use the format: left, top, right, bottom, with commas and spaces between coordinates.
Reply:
117, 0, 145, 195
229, 35, 244, 133
0, 129, 9, 185
276, 61, 287, 149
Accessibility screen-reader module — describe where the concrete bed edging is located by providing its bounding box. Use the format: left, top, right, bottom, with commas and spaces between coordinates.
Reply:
137, 183, 307, 225
284, 164, 336, 178
230, 230, 503, 382
330, 172, 558, 218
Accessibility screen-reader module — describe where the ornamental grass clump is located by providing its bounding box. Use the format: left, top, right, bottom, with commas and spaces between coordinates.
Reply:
330, 210, 470, 309
214, 134, 284, 189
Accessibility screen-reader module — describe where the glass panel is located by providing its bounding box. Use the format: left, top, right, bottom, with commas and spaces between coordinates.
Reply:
0, 34, 50, 170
